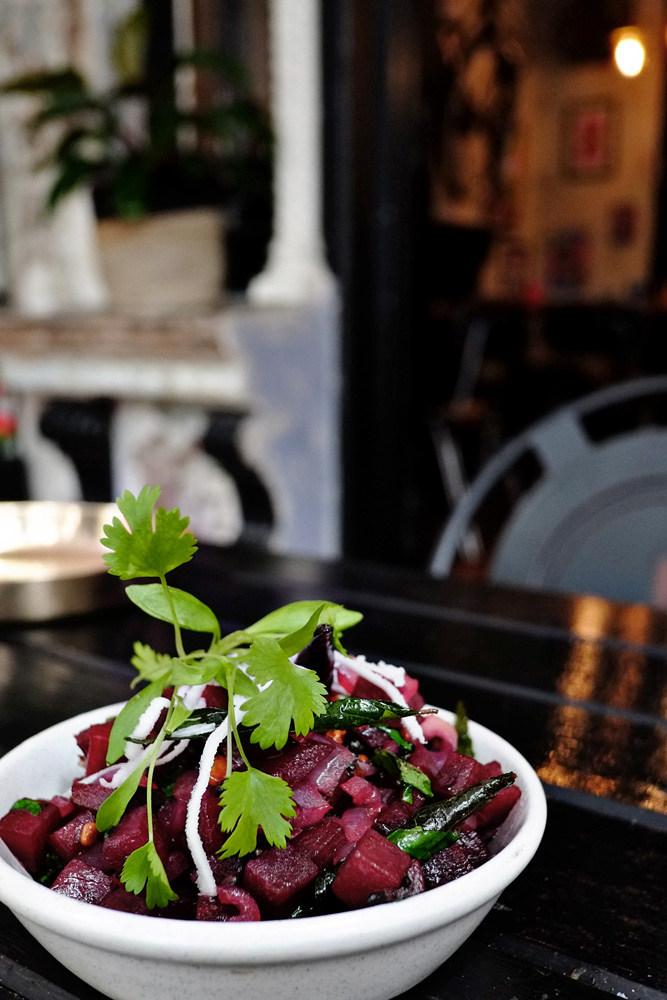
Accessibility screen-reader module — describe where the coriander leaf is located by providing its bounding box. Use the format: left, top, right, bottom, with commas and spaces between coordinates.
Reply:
106, 680, 164, 764
214, 665, 259, 699
130, 643, 173, 686
169, 653, 226, 687
216, 629, 252, 655
387, 826, 458, 860
101, 486, 196, 580
242, 636, 328, 749
121, 841, 178, 909
165, 696, 194, 735
126, 584, 220, 639
247, 601, 362, 645
218, 768, 295, 857
96, 757, 148, 831
278, 604, 325, 657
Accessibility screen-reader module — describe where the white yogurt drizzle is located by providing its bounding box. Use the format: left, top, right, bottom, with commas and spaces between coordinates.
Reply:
332, 650, 425, 743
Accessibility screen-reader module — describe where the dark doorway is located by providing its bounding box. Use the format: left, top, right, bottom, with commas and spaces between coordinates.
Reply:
323, 1, 441, 567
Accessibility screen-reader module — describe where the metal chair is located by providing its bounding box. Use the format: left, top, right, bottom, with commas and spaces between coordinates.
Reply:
429, 375, 667, 606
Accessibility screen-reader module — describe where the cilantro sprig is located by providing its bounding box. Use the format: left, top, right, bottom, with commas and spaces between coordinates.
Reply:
97, 487, 362, 907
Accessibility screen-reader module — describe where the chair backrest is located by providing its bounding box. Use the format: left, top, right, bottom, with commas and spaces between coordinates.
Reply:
429, 375, 667, 606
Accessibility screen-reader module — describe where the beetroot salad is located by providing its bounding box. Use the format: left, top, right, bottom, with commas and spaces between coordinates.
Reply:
0, 488, 520, 920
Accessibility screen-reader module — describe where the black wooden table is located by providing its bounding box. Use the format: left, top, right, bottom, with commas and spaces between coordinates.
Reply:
0, 545, 665, 1000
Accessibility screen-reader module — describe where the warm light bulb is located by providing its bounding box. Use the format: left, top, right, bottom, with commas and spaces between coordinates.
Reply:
612, 29, 646, 77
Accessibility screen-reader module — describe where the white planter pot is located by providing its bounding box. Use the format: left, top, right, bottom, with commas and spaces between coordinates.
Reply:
96, 208, 226, 315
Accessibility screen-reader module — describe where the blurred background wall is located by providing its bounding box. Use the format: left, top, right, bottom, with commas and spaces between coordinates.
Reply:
0, 0, 666, 569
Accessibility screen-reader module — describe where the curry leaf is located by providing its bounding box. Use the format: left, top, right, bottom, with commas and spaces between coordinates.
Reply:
373, 749, 433, 797
387, 827, 458, 860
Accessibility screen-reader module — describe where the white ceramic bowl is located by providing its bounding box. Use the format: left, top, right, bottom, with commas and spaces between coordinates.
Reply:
0, 703, 547, 1000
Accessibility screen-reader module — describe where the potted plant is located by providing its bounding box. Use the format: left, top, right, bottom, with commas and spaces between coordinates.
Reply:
1, 3, 272, 312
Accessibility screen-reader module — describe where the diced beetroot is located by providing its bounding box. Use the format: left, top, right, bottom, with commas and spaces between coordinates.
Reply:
432, 752, 484, 797
306, 736, 355, 795
70, 777, 115, 810
347, 674, 392, 702
0, 801, 62, 872
195, 895, 225, 920
400, 672, 423, 709
102, 806, 170, 872
479, 759, 503, 779
101, 887, 195, 919
353, 756, 379, 778
164, 850, 189, 881
75, 838, 112, 872
402, 859, 425, 897
332, 829, 411, 908
207, 852, 244, 887
369, 858, 425, 904
332, 662, 357, 694
197, 788, 224, 855
340, 775, 382, 817
409, 743, 451, 786
374, 792, 425, 835
157, 796, 188, 847
291, 782, 331, 830
75, 722, 97, 755
83, 720, 115, 776
168, 772, 224, 853
202, 683, 228, 708
291, 816, 347, 869
263, 735, 337, 786
172, 770, 197, 803
48, 809, 97, 861
465, 784, 521, 831
340, 805, 374, 843
50, 795, 76, 820
100, 887, 150, 914
421, 830, 490, 890
353, 725, 399, 753
243, 845, 318, 915
51, 858, 115, 904
195, 886, 261, 921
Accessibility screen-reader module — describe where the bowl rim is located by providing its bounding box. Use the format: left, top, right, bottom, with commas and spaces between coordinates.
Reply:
0, 702, 547, 965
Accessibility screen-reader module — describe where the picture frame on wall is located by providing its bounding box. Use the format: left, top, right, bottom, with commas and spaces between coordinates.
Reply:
561, 99, 617, 180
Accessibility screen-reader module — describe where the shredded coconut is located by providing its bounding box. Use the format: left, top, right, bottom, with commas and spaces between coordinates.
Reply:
332, 651, 425, 743
130, 697, 171, 743
186, 695, 248, 896
177, 684, 208, 710
185, 718, 229, 897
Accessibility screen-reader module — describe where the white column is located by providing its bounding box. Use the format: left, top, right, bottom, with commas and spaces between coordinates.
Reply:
0, 0, 109, 316
247, 0, 335, 304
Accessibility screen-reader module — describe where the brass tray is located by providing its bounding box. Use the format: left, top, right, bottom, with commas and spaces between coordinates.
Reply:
0, 501, 120, 622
